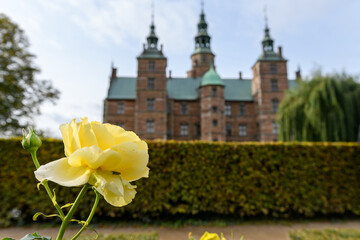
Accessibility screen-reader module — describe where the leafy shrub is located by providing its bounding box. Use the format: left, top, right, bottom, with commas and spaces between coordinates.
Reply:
1, 139, 360, 226
290, 229, 360, 240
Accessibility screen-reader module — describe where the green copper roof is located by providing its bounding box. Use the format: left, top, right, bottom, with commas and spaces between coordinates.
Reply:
223, 79, 252, 101
107, 77, 136, 100
138, 22, 165, 59
201, 64, 224, 87
107, 77, 255, 101
138, 49, 166, 59
288, 79, 298, 89
106, 76, 299, 101
257, 51, 286, 61
167, 78, 201, 100
192, 48, 213, 55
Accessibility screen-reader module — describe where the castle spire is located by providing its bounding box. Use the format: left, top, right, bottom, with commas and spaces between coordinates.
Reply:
194, 1, 212, 53
138, 0, 165, 59
262, 7, 274, 52
147, 0, 158, 49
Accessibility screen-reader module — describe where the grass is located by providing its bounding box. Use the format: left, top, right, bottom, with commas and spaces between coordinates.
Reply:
289, 229, 360, 240
67, 232, 159, 240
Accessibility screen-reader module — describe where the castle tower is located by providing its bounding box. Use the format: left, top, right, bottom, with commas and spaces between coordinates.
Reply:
252, 21, 288, 141
135, 17, 167, 139
200, 63, 225, 141
187, 3, 215, 78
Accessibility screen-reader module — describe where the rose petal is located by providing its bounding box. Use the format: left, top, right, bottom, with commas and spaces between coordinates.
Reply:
97, 149, 122, 171
68, 145, 102, 168
89, 170, 136, 207
104, 124, 142, 145
100, 142, 149, 182
90, 121, 116, 150
34, 158, 92, 187
78, 118, 98, 148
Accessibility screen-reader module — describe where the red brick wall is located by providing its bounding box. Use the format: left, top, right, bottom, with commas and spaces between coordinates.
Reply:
135, 58, 168, 140
200, 85, 225, 141
187, 53, 215, 78
252, 60, 288, 141
103, 99, 135, 131
224, 101, 257, 141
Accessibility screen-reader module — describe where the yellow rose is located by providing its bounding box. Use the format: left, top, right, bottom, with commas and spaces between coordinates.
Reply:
34, 118, 149, 207
200, 232, 221, 240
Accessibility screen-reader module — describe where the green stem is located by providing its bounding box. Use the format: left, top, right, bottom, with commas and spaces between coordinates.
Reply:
30, 151, 65, 219
56, 184, 90, 240
71, 189, 101, 240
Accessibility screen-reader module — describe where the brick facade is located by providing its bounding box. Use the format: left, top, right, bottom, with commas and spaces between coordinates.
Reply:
103, 12, 296, 142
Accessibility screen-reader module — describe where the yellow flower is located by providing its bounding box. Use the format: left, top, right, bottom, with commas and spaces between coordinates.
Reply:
200, 232, 221, 240
34, 118, 149, 207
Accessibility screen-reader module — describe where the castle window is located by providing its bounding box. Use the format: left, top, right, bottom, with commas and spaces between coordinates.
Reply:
239, 103, 246, 116
271, 79, 278, 92
270, 64, 277, 74
212, 87, 217, 97
180, 123, 188, 136
271, 99, 279, 113
148, 61, 155, 72
147, 98, 155, 111
181, 103, 188, 115
272, 122, 279, 134
167, 102, 171, 114
225, 103, 232, 116
148, 78, 155, 89
146, 120, 155, 133
213, 119, 218, 127
239, 124, 247, 137
195, 123, 200, 136
117, 103, 124, 114
212, 106, 217, 113
201, 55, 207, 63
226, 123, 232, 137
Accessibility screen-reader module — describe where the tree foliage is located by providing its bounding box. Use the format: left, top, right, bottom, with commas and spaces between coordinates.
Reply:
0, 13, 59, 136
277, 71, 360, 142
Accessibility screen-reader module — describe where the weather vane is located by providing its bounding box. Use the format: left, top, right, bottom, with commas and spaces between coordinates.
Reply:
151, 0, 154, 24
264, 5, 268, 27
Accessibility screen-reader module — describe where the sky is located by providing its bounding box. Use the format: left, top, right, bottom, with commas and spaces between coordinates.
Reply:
1, 0, 360, 138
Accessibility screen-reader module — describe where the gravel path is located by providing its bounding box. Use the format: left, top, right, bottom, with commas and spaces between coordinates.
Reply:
1, 221, 360, 240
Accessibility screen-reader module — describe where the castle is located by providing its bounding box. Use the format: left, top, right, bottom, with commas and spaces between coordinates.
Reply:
103, 8, 300, 142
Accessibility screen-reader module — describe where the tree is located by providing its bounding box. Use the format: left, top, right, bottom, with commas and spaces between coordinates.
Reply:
277, 71, 360, 142
0, 13, 59, 136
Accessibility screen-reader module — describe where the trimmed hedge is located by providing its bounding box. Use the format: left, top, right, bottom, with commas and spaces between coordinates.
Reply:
1, 139, 360, 226
289, 229, 360, 240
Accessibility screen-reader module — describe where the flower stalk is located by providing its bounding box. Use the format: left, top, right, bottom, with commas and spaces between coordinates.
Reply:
30, 149, 65, 219
56, 184, 90, 240
71, 188, 101, 240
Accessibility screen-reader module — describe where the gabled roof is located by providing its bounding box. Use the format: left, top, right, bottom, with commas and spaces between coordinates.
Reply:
167, 77, 201, 100
107, 77, 136, 100
223, 79, 252, 101
106, 77, 299, 101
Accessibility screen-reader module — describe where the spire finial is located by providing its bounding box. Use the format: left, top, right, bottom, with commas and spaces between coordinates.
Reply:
151, 0, 154, 25
201, 0, 204, 13
264, 5, 268, 28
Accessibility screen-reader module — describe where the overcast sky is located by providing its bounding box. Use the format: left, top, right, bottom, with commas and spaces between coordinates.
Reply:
1, 0, 359, 137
